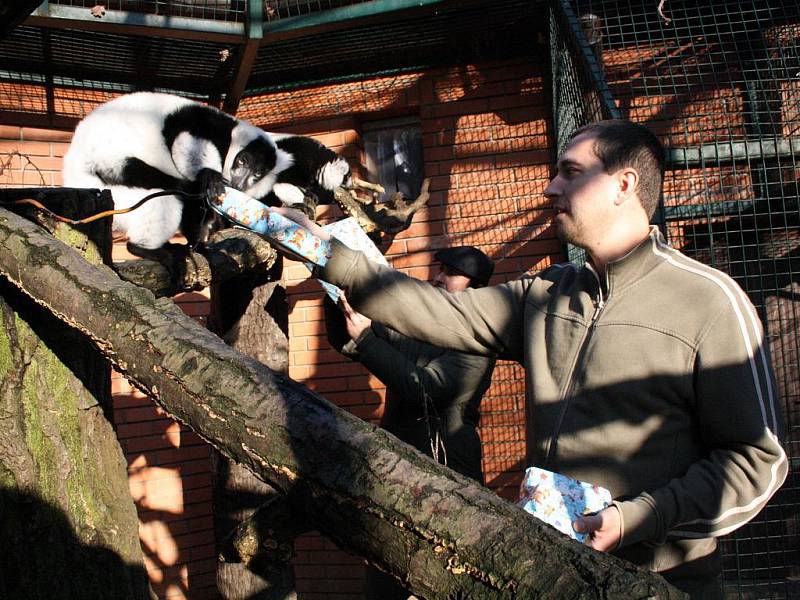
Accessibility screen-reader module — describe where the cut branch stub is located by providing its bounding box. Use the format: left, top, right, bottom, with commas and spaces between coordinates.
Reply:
219, 491, 308, 567
333, 178, 431, 236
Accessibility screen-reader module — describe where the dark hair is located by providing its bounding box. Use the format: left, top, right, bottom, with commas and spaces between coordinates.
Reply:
434, 246, 494, 288
569, 120, 665, 219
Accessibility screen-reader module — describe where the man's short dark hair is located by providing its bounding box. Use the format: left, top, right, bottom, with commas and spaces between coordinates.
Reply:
569, 119, 666, 220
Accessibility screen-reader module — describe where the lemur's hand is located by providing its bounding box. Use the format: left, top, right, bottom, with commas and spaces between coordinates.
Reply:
196, 168, 227, 202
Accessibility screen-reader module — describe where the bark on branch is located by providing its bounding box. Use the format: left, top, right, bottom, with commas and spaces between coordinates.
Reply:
113, 228, 278, 298
0, 207, 684, 599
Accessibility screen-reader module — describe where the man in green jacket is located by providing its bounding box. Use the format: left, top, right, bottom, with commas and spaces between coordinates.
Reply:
289, 119, 788, 598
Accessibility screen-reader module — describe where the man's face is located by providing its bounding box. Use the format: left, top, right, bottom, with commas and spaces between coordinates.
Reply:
543, 133, 620, 248
433, 264, 472, 293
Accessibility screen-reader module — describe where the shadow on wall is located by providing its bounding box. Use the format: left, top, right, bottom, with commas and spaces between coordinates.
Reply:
118, 384, 217, 600
0, 486, 153, 600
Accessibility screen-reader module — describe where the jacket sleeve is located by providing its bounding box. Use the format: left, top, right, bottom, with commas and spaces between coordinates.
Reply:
354, 323, 494, 411
317, 238, 531, 361
616, 291, 788, 547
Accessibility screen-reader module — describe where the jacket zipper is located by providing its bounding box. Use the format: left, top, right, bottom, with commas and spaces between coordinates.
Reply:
544, 269, 607, 468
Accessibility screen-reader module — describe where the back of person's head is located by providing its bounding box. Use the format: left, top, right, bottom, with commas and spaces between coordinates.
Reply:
569, 119, 665, 220
434, 246, 494, 288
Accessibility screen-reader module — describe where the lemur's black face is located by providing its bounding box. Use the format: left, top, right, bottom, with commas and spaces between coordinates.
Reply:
230, 138, 277, 195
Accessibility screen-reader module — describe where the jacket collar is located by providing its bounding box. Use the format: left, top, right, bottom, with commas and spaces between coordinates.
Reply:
586, 226, 666, 296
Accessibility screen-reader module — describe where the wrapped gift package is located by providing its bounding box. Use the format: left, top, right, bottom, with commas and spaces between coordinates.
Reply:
209, 187, 333, 266
518, 466, 612, 543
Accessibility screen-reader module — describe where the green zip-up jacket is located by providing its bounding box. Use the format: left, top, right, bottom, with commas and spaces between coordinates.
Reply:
318, 227, 788, 588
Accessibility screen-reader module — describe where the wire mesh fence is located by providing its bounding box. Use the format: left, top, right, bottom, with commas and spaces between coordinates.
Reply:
44, 0, 247, 22
42, 0, 378, 22
553, 0, 799, 596
0, 24, 238, 122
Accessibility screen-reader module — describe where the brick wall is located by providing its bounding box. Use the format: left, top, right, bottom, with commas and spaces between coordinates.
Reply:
243, 56, 560, 598
0, 54, 561, 599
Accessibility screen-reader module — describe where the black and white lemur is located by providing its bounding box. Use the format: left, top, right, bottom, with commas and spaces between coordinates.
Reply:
62, 92, 355, 262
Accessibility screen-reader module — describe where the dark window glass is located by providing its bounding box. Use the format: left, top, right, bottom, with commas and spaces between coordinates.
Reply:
363, 119, 423, 202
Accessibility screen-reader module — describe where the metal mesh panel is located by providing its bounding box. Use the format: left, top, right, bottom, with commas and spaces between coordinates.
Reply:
0, 25, 237, 119
247, 0, 538, 89
262, 0, 374, 22
556, 0, 800, 596
43, 0, 385, 23
46, 0, 247, 22
550, 0, 619, 264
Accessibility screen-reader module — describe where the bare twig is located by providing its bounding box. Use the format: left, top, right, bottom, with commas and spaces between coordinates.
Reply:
657, 0, 672, 25
0, 151, 47, 186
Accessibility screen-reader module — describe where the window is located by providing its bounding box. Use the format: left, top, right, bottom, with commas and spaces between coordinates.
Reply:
362, 117, 424, 203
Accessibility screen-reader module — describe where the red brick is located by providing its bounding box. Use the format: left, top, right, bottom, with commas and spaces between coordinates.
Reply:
172, 529, 216, 549
294, 533, 326, 550
21, 127, 72, 142
430, 98, 491, 117
0, 140, 50, 155
423, 145, 453, 161
115, 404, 169, 423
289, 365, 311, 380
447, 184, 498, 203
291, 348, 343, 366
0, 125, 22, 139
290, 321, 326, 337
306, 377, 350, 393
388, 250, 434, 269
327, 390, 384, 407
488, 94, 541, 111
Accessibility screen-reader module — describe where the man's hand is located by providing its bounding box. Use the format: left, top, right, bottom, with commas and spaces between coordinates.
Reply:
338, 293, 371, 341
270, 206, 331, 241
573, 505, 621, 552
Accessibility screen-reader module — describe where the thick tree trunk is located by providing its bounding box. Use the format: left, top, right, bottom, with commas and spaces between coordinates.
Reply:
208, 259, 298, 600
0, 206, 685, 599
0, 190, 151, 600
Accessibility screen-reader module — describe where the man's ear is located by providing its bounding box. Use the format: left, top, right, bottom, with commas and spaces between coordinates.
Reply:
615, 167, 639, 206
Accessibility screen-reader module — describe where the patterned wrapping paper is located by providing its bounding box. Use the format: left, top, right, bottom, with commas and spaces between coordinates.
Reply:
518, 466, 612, 543
209, 187, 333, 266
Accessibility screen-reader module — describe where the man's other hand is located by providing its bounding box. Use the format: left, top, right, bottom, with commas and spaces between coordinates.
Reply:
573, 505, 622, 552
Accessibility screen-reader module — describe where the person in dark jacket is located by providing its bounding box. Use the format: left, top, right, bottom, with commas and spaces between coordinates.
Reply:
326, 246, 497, 483
324, 246, 496, 600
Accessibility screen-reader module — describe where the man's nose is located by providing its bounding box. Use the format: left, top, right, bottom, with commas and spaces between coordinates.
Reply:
543, 177, 559, 198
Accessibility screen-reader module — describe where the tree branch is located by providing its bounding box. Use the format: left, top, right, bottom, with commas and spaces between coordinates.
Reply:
113, 228, 278, 297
